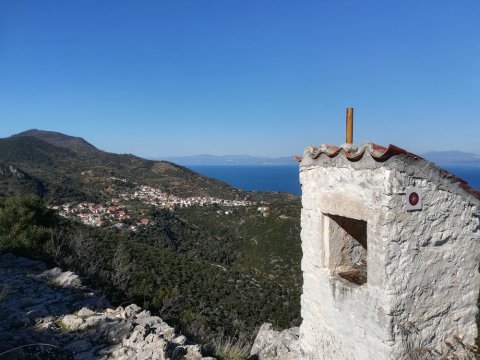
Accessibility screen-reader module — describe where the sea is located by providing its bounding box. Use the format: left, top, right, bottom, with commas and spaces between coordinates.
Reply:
186, 164, 480, 197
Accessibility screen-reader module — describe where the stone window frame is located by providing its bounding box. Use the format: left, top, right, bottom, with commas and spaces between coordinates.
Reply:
323, 213, 368, 286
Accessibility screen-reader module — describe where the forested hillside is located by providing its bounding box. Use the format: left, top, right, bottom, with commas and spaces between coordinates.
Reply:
0, 195, 301, 353
0, 130, 303, 352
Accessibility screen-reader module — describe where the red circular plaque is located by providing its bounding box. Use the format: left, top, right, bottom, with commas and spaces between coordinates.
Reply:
409, 192, 419, 206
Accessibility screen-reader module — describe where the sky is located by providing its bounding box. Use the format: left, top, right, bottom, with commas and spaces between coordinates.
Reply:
0, 1, 479, 157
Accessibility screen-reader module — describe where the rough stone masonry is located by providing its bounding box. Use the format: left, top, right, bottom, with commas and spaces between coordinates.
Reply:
251, 142, 480, 360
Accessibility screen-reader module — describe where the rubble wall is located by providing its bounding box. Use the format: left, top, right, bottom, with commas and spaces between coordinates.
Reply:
299, 156, 394, 359
383, 157, 480, 359
298, 153, 480, 360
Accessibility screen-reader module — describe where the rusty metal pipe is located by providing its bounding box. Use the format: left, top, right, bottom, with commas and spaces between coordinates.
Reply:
346, 108, 353, 144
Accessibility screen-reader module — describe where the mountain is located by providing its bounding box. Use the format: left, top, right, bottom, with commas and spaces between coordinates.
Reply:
0, 130, 247, 203
157, 154, 296, 165
422, 151, 480, 164
12, 129, 99, 154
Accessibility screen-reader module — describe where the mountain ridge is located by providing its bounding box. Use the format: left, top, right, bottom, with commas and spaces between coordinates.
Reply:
0, 130, 250, 203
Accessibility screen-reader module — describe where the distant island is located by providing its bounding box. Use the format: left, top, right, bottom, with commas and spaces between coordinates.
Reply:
158, 150, 480, 166
155, 154, 297, 165
421, 151, 480, 164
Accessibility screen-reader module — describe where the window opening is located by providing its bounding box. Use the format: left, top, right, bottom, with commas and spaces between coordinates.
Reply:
325, 214, 367, 285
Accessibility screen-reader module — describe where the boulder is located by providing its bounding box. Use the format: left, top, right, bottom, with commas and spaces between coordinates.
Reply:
61, 314, 84, 331
99, 319, 133, 343
249, 323, 300, 360
185, 344, 203, 360
173, 334, 187, 345
124, 304, 142, 318
135, 309, 151, 318
55, 271, 82, 287
78, 307, 96, 317
134, 315, 162, 328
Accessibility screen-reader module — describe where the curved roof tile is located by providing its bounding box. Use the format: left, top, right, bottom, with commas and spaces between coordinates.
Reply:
295, 142, 480, 200
302, 142, 422, 162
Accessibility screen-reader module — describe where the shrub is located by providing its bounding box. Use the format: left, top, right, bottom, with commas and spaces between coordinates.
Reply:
0, 195, 54, 257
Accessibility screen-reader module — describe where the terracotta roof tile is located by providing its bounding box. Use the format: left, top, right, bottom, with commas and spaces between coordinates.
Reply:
298, 142, 480, 200
305, 142, 422, 162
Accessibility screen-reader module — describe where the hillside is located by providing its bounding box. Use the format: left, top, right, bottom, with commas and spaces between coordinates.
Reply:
0, 131, 303, 352
0, 163, 45, 197
0, 194, 301, 356
0, 131, 247, 203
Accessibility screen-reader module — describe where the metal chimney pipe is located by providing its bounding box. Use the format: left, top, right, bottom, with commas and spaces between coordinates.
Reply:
346, 108, 354, 144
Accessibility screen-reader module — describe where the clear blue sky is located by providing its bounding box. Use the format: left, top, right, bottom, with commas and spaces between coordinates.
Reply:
1, 1, 479, 157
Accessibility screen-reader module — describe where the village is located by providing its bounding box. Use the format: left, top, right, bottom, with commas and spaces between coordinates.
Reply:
50, 183, 257, 231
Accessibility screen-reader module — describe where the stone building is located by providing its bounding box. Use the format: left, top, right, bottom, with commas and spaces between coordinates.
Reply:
298, 140, 480, 359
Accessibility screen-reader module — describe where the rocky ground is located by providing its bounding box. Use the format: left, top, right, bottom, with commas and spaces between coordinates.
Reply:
0, 253, 215, 360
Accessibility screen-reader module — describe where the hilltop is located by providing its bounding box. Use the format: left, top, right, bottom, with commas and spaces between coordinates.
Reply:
12, 129, 99, 154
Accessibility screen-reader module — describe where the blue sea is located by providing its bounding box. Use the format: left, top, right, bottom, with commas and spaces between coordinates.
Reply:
187, 164, 480, 197
441, 164, 480, 191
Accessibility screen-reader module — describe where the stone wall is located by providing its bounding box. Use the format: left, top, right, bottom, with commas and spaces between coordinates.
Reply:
383, 158, 480, 359
297, 152, 480, 360
299, 156, 393, 359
